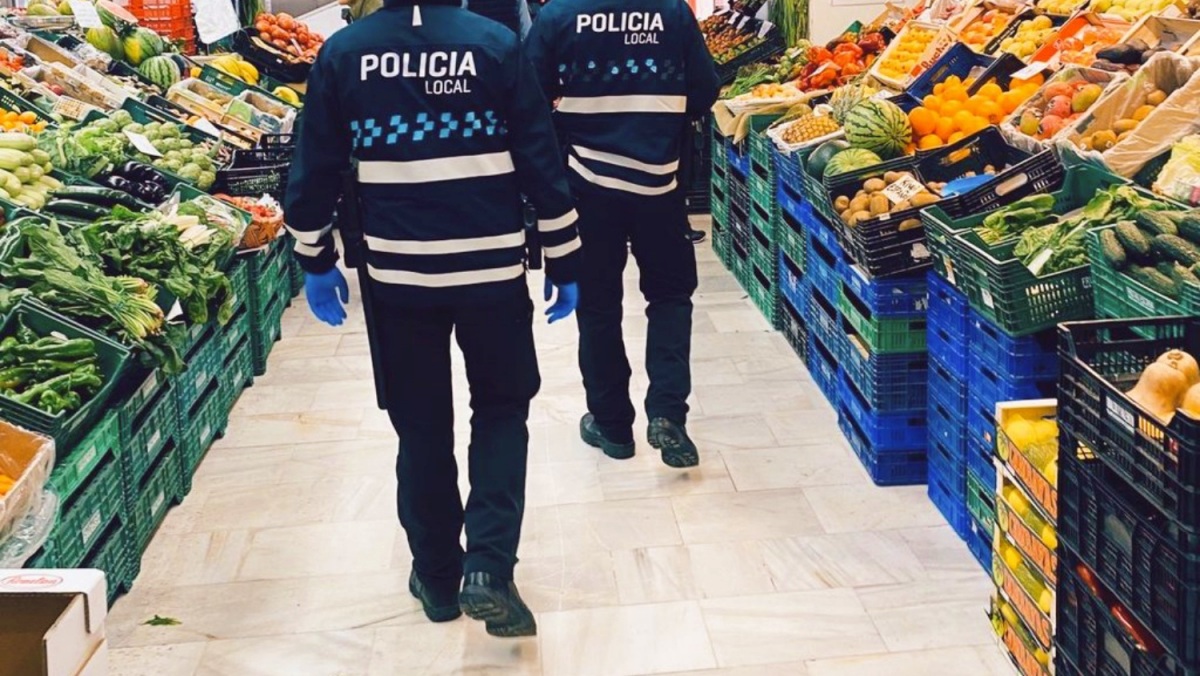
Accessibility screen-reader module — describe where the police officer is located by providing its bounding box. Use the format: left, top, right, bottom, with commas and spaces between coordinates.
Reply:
526, 0, 717, 468
285, 0, 582, 638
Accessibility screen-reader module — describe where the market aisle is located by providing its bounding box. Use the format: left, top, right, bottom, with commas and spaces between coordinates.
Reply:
103, 217, 1010, 676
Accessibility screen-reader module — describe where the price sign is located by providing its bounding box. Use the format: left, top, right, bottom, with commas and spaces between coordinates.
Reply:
757, 19, 774, 38
51, 96, 87, 121
192, 117, 222, 138
68, 0, 103, 28
194, 0, 241, 44
882, 174, 925, 205
125, 130, 163, 157
1011, 61, 1048, 81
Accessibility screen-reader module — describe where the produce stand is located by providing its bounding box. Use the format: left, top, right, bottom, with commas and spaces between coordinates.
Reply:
0, 0, 310, 605
707, 0, 1200, 671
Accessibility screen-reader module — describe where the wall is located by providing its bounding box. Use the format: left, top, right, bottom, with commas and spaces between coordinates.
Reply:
808, 0, 887, 43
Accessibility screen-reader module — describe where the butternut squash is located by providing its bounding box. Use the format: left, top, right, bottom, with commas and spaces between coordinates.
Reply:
1182, 384, 1200, 420
1127, 361, 1190, 424
1158, 350, 1200, 388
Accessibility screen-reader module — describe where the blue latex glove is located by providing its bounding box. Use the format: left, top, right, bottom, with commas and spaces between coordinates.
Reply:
544, 277, 578, 324
306, 268, 350, 327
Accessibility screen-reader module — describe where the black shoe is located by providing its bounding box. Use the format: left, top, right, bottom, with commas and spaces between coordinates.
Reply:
580, 413, 636, 460
460, 572, 537, 637
409, 571, 463, 623
647, 418, 699, 468
687, 228, 707, 244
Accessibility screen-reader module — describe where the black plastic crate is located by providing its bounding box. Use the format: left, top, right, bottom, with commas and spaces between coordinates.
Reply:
1057, 316, 1200, 533
1060, 448, 1200, 667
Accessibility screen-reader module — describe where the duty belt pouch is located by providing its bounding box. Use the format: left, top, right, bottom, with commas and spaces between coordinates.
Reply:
523, 196, 542, 271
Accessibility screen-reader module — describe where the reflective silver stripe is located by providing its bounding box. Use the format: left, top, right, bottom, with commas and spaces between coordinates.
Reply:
544, 237, 581, 259
538, 209, 577, 233
568, 156, 678, 196
557, 95, 687, 114
573, 145, 679, 175
293, 241, 326, 258
286, 223, 332, 245
358, 152, 515, 184
367, 264, 525, 288
366, 231, 524, 255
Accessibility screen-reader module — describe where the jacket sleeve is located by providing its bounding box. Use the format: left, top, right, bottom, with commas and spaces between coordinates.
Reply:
505, 42, 581, 285
284, 54, 350, 275
682, 6, 719, 118
523, 7, 562, 102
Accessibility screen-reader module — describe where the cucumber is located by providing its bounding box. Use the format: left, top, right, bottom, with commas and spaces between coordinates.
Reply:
50, 186, 144, 210
1137, 211, 1179, 237
1161, 261, 1200, 292
1099, 229, 1127, 270
1115, 221, 1153, 262
1180, 214, 1200, 245
44, 199, 110, 220
1152, 234, 1200, 267
1128, 265, 1179, 299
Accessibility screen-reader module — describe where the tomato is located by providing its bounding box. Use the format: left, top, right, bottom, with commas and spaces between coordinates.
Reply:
1111, 604, 1164, 655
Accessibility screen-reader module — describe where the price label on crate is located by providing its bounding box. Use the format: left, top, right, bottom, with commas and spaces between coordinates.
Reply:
756, 19, 774, 38
192, 117, 222, 138
1011, 61, 1049, 82
883, 174, 925, 205
68, 0, 103, 28
125, 130, 163, 158
51, 96, 88, 121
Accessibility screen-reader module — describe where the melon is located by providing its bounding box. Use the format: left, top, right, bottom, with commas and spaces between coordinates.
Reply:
139, 55, 181, 90
844, 99, 912, 160
807, 139, 851, 178
824, 148, 883, 179
86, 26, 124, 61
122, 27, 164, 67
830, 82, 877, 125
96, 0, 137, 28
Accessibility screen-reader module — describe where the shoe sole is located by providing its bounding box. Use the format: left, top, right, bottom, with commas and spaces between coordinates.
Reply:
460, 585, 537, 637
648, 435, 699, 469
409, 579, 462, 623
580, 419, 636, 460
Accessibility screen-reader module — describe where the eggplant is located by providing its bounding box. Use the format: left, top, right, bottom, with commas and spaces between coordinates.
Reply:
104, 175, 132, 191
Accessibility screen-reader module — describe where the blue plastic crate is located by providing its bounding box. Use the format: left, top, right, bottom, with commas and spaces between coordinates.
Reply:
838, 405, 928, 487
966, 518, 992, 571
928, 354, 968, 414
928, 461, 971, 538
968, 311, 1059, 380
808, 329, 841, 409
929, 424, 966, 489
842, 332, 928, 413
928, 272, 969, 333
928, 389, 968, 458
807, 235, 843, 308
778, 250, 808, 318
967, 434, 997, 492
838, 372, 927, 451
896, 43, 999, 110
838, 261, 928, 318
777, 176, 804, 222
966, 392, 997, 454
968, 355, 1057, 409
806, 283, 842, 359
928, 315, 969, 376
728, 141, 750, 179
773, 145, 805, 202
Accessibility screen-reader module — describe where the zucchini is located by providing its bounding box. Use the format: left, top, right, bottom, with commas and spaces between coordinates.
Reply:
44, 199, 110, 220
1137, 210, 1179, 237
50, 186, 144, 210
1128, 265, 1179, 299
38, 175, 62, 190
1180, 214, 1200, 245
0, 133, 37, 152
1152, 234, 1200, 267
1115, 221, 1153, 262
1099, 229, 1128, 270
1161, 261, 1200, 292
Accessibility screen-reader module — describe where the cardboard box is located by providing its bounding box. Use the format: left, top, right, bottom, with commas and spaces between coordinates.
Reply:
0, 570, 108, 676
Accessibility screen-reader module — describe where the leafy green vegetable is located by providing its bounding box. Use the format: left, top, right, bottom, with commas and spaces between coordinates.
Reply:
974, 195, 1057, 246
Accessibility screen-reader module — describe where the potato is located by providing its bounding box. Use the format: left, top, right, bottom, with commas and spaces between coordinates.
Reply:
849, 194, 871, 213
1113, 118, 1138, 135
869, 193, 890, 216
863, 178, 887, 193
840, 209, 853, 223
883, 171, 903, 184
898, 218, 922, 232
893, 199, 912, 210
910, 192, 939, 208
851, 210, 872, 226
834, 195, 851, 211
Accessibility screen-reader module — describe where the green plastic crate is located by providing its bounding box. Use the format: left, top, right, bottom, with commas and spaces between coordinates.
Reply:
130, 439, 183, 554
0, 300, 131, 453
747, 114, 781, 170
121, 381, 179, 487
838, 288, 927, 354
222, 333, 255, 412
173, 325, 223, 416
712, 215, 732, 269
289, 255, 305, 298
44, 449, 123, 568
252, 290, 287, 376
227, 257, 251, 315
179, 381, 228, 492
748, 216, 776, 277
47, 412, 121, 507
83, 515, 138, 605
1088, 226, 1200, 320
248, 236, 292, 314
749, 160, 775, 212
746, 261, 777, 327
921, 202, 973, 294
711, 116, 728, 171
711, 177, 729, 226
777, 204, 806, 273
966, 467, 996, 536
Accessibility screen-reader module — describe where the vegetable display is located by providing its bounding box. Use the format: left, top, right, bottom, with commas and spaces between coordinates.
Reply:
0, 318, 103, 415
0, 132, 58, 210
252, 12, 324, 64
1096, 207, 1200, 299
1126, 350, 1200, 423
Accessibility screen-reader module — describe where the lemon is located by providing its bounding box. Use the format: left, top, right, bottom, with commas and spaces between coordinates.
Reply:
1005, 418, 1037, 450
1041, 524, 1058, 549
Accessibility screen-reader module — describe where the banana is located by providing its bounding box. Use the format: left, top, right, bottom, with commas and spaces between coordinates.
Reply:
238, 61, 260, 86
273, 86, 300, 105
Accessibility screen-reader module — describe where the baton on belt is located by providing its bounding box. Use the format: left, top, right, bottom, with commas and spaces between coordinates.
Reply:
339, 168, 388, 410
523, 195, 542, 271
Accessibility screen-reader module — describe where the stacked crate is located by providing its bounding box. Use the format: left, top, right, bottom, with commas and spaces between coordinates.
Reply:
249, 236, 294, 376
710, 118, 731, 268
927, 273, 974, 543
727, 133, 753, 289
1056, 316, 1200, 676
803, 204, 846, 412
775, 161, 808, 364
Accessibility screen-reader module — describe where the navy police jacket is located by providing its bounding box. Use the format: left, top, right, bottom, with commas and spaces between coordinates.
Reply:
285, 0, 581, 306
525, 0, 718, 197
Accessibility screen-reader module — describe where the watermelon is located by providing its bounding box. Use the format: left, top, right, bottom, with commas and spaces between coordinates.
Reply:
844, 99, 912, 160
824, 149, 883, 179
830, 82, 877, 125
122, 28, 164, 67
807, 139, 851, 178
86, 26, 124, 61
96, 0, 137, 28
139, 55, 181, 90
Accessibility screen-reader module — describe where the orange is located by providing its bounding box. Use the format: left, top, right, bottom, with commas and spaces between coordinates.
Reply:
953, 110, 976, 132
959, 115, 988, 135
978, 100, 1004, 124
935, 117, 957, 142
964, 96, 987, 116
940, 100, 964, 118
923, 94, 944, 112
909, 107, 937, 137
933, 82, 946, 96
999, 90, 1022, 114
918, 134, 944, 150
977, 82, 1004, 101
943, 85, 968, 103
945, 75, 963, 89
18, 111, 36, 124
948, 131, 967, 144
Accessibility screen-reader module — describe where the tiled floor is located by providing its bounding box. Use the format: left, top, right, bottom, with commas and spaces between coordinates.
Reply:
106, 218, 1011, 675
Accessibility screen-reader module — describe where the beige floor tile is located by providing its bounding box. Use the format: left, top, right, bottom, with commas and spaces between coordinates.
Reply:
196, 629, 375, 676
673, 490, 824, 544
236, 520, 397, 581
898, 525, 990, 580
760, 530, 927, 591
613, 546, 699, 604
700, 589, 886, 667
220, 408, 366, 449
598, 453, 736, 501
267, 334, 343, 361
762, 410, 844, 446
686, 541, 777, 599
134, 530, 250, 589
525, 460, 605, 508
806, 646, 1014, 676
659, 664, 809, 676
721, 445, 865, 491
708, 308, 775, 334
108, 642, 206, 676
802, 484, 946, 534
685, 414, 779, 453
370, 623, 542, 675
555, 498, 683, 552
539, 601, 717, 676
692, 380, 814, 417
517, 550, 620, 612
856, 577, 996, 652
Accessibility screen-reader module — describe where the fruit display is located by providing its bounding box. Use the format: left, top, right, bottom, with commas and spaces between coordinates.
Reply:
1000, 15, 1059, 60
1008, 72, 1111, 142
210, 53, 261, 87
908, 74, 1043, 149
1095, 209, 1200, 302
0, 108, 47, 134
829, 80, 880, 124
0, 317, 105, 416
843, 98, 912, 159
1038, 0, 1089, 15
215, 193, 284, 249
252, 12, 324, 64
873, 22, 944, 86
777, 111, 840, 145
1074, 85, 1167, 152
791, 33, 887, 90
1035, 18, 1126, 66
95, 161, 170, 205
956, 7, 1019, 52
833, 170, 939, 228
821, 146, 882, 178
703, 18, 767, 65
1089, 0, 1180, 21
138, 55, 183, 91
1121, 349, 1200, 422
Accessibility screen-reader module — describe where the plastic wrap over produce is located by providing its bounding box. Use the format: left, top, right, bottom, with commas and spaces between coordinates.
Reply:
0, 420, 56, 561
